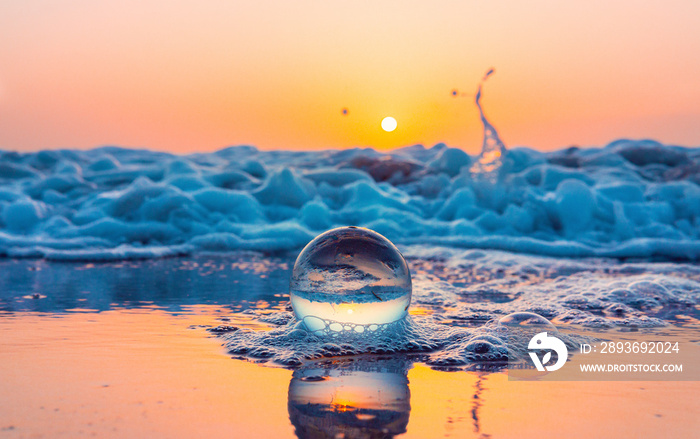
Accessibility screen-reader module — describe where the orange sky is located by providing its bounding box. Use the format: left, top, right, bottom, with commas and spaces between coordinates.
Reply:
1, 0, 699, 154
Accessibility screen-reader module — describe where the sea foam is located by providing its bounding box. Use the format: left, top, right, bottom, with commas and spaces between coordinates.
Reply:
1, 138, 698, 260
219, 248, 698, 368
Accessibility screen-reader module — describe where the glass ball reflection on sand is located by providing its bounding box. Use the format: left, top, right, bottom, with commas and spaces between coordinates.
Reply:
287, 359, 411, 438
290, 227, 412, 333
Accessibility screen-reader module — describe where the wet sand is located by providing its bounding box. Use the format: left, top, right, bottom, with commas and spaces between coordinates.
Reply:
1, 308, 697, 438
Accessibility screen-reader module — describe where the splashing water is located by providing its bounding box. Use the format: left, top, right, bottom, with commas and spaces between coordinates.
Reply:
289, 227, 412, 334
470, 68, 506, 179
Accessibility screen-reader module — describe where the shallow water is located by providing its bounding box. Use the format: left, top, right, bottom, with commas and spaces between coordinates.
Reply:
219, 247, 700, 369
1, 251, 699, 438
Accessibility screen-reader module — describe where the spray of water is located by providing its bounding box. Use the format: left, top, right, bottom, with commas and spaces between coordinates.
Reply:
470, 68, 506, 179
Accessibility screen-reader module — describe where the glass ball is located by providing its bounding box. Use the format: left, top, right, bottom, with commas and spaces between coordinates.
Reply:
290, 227, 412, 332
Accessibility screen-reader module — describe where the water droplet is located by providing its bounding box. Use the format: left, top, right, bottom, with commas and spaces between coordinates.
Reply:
290, 227, 412, 332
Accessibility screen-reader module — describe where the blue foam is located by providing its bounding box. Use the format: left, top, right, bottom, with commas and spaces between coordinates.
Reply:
0, 137, 698, 260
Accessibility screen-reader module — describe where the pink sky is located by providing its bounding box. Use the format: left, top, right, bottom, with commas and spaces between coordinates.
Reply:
1, 0, 699, 154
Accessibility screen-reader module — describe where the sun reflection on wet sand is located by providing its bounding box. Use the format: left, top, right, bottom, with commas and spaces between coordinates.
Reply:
1, 309, 698, 438
1, 256, 698, 438
0, 308, 295, 438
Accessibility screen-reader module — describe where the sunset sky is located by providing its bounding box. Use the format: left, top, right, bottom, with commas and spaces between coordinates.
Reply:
1, 0, 699, 154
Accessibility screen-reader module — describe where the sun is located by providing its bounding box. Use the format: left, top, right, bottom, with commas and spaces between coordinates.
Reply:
381, 116, 397, 132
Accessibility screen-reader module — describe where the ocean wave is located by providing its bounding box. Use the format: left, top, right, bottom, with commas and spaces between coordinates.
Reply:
1, 138, 698, 260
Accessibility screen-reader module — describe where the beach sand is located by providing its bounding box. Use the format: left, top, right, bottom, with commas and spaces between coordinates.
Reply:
1, 307, 697, 438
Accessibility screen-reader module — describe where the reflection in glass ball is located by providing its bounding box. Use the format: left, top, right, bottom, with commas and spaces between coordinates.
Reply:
290, 227, 412, 333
